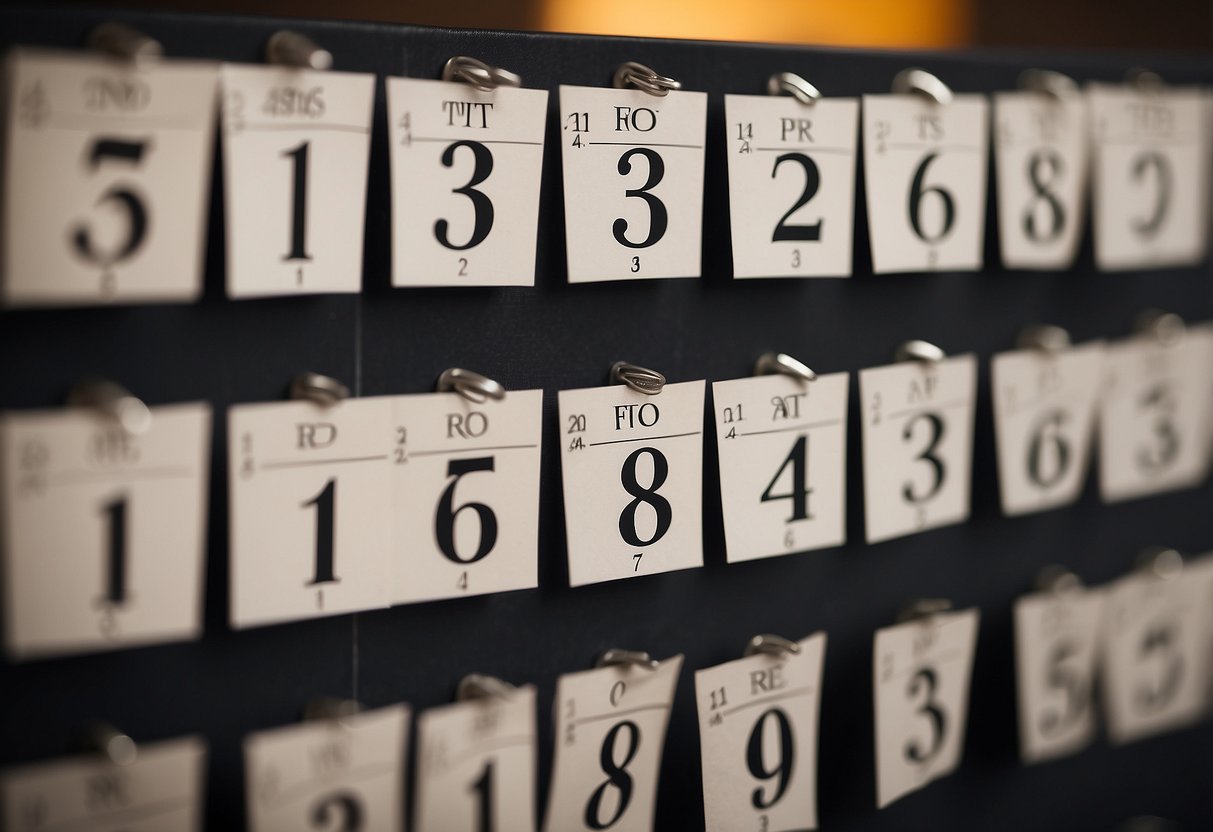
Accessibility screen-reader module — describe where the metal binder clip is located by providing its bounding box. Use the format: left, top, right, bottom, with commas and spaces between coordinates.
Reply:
1016, 324, 1072, 354
754, 352, 817, 383
1136, 546, 1183, 581
613, 62, 681, 97
304, 697, 363, 725
442, 56, 522, 91
596, 648, 659, 670
86, 22, 163, 63
81, 721, 138, 766
1135, 309, 1185, 348
266, 30, 333, 71
897, 598, 953, 624
456, 673, 517, 701
767, 72, 821, 105
894, 339, 946, 364
436, 368, 507, 404
892, 68, 953, 105
289, 372, 350, 405
743, 634, 802, 658
1126, 68, 1165, 92
1019, 69, 1079, 101
610, 361, 666, 395
1035, 564, 1084, 594
67, 379, 152, 436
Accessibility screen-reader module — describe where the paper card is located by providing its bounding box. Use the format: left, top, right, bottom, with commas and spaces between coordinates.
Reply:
862, 94, 989, 273
723, 95, 859, 278
558, 380, 705, 586
1099, 327, 1213, 503
544, 655, 684, 832
1013, 586, 1104, 763
2, 403, 211, 660
414, 685, 537, 832
695, 633, 827, 831
1088, 83, 1211, 270
859, 354, 977, 543
245, 704, 409, 832
1, 735, 206, 832
1189, 552, 1213, 708
2, 48, 217, 306
228, 396, 395, 629
559, 85, 707, 282
873, 608, 979, 808
993, 91, 1089, 270
712, 372, 848, 561
386, 77, 548, 287
391, 389, 542, 604
1101, 570, 1209, 744
992, 341, 1104, 516
221, 64, 373, 298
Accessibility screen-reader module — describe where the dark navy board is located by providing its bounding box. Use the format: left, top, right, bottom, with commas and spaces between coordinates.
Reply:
1, 7, 1211, 830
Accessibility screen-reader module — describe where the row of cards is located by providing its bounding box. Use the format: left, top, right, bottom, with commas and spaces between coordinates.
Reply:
4, 323, 1212, 657
5, 553, 1213, 830
3, 47, 1211, 305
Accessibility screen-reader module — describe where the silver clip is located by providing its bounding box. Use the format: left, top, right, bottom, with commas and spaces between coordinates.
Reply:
303, 697, 363, 725
289, 372, 350, 406
266, 30, 333, 71
1016, 324, 1072, 354
67, 379, 152, 436
86, 22, 163, 63
897, 597, 953, 624
767, 72, 821, 105
610, 361, 666, 395
442, 56, 522, 91
1135, 309, 1185, 348
1018, 69, 1079, 101
613, 61, 681, 97
892, 68, 954, 105
1035, 564, 1084, 594
895, 339, 946, 364
436, 368, 507, 404
1136, 546, 1183, 581
754, 352, 817, 383
743, 634, 802, 658
456, 673, 517, 702
83, 722, 138, 766
1126, 68, 1165, 93
596, 648, 659, 670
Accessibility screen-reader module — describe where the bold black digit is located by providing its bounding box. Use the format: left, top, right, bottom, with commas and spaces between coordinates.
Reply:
435, 457, 498, 564
902, 412, 946, 504
612, 148, 668, 249
304, 479, 338, 586
760, 434, 813, 522
746, 707, 795, 810
310, 791, 363, 831
1137, 383, 1179, 473
904, 666, 946, 764
100, 495, 128, 605
1136, 623, 1183, 713
907, 152, 956, 243
1039, 640, 1085, 737
1026, 409, 1070, 489
282, 141, 313, 261
770, 152, 822, 242
71, 138, 150, 268
618, 447, 672, 547
1023, 149, 1066, 243
471, 760, 495, 832
1131, 151, 1171, 238
436, 140, 495, 250
584, 720, 640, 830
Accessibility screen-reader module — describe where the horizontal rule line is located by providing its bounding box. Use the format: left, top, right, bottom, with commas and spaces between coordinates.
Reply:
407, 443, 539, 457
754, 146, 852, 154
589, 431, 702, 447
587, 141, 703, 149
734, 418, 843, 437
718, 685, 816, 719
260, 454, 387, 470
232, 122, 369, 134
570, 702, 670, 727
408, 136, 543, 145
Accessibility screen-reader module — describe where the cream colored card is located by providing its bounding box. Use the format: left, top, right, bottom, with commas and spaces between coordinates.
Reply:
2, 403, 210, 660
862, 94, 989, 273
559, 85, 706, 282
387, 77, 548, 286
712, 372, 847, 561
860, 355, 977, 543
414, 686, 537, 832
392, 389, 542, 603
695, 634, 826, 831
724, 95, 859, 278
221, 64, 373, 297
2, 735, 206, 832
992, 341, 1104, 516
245, 704, 409, 832
558, 380, 704, 586
873, 609, 979, 808
228, 396, 395, 628
544, 656, 684, 832
1014, 586, 1104, 763
3, 48, 217, 306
